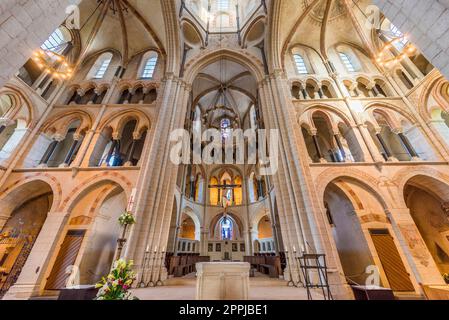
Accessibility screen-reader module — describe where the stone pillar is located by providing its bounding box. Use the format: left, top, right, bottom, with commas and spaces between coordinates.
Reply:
3, 211, 68, 300
38, 139, 59, 167
334, 134, 346, 162
60, 134, 81, 167
398, 132, 420, 160
376, 133, 393, 160
103, 138, 119, 167
258, 72, 352, 299
124, 76, 192, 286
311, 134, 326, 162
124, 133, 141, 167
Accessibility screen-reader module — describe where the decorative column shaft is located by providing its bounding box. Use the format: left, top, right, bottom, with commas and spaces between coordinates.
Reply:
39, 140, 59, 165
398, 132, 419, 158
312, 134, 324, 160
334, 134, 346, 161
376, 133, 392, 159
63, 138, 81, 165
125, 138, 139, 165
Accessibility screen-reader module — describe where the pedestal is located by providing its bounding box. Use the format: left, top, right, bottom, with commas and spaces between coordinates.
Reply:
196, 262, 250, 300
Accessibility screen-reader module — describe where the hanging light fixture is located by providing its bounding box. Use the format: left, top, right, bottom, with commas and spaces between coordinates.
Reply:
31, 48, 74, 80
375, 34, 417, 68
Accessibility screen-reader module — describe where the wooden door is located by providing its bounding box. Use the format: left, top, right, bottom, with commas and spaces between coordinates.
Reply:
370, 229, 414, 292
45, 230, 85, 290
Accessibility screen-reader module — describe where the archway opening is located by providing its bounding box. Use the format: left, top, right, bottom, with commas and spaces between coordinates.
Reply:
0, 180, 54, 297
404, 175, 449, 276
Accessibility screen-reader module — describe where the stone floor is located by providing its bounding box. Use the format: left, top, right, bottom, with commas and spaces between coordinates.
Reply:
132, 273, 325, 300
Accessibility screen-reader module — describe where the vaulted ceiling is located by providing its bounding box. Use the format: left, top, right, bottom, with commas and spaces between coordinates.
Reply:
278, 0, 368, 60
77, 0, 167, 66
192, 59, 257, 129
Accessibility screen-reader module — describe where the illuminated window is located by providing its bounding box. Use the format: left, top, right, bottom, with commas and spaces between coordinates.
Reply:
390, 24, 408, 50
339, 52, 356, 73
221, 118, 231, 141
221, 217, 233, 240
293, 54, 308, 74
94, 57, 112, 79
217, 0, 229, 11
141, 56, 158, 79
41, 28, 70, 53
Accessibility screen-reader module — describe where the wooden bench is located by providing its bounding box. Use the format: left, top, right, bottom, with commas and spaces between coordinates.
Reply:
244, 255, 282, 278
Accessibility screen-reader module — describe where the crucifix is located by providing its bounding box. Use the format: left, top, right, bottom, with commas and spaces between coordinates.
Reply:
208, 181, 241, 211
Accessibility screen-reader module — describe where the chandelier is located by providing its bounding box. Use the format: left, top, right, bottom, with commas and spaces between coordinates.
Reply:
376, 34, 417, 68
32, 49, 73, 80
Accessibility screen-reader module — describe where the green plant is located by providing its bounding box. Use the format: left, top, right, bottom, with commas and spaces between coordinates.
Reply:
95, 259, 138, 300
118, 211, 136, 226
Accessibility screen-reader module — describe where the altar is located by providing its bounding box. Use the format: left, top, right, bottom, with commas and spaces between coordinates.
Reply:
196, 262, 250, 300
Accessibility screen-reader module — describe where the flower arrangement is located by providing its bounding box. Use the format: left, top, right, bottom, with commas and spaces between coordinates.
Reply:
118, 211, 136, 226
95, 259, 138, 300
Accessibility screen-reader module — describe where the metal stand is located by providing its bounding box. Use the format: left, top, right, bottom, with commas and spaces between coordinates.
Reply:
147, 253, 157, 287
154, 251, 165, 286
297, 253, 333, 300
138, 250, 150, 288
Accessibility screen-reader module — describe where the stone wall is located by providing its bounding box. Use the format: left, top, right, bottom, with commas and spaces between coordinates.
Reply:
373, 0, 449, 79
0, 0, 80, 87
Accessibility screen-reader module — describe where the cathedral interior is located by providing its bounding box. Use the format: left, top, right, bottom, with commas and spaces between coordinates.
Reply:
1, 0, 449, 300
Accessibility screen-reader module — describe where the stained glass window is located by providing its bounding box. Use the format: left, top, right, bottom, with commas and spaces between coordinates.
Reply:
221, 217, 233, 240
221, 118, 231, 141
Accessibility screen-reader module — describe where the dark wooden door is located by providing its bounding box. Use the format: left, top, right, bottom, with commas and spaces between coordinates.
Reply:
370, 229, 414, 292
45, 230, 85, 290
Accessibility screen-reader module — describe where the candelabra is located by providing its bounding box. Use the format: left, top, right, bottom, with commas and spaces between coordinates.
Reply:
138, 249, 150, 288
285, 250, 297, 287
154, 248, 166, 287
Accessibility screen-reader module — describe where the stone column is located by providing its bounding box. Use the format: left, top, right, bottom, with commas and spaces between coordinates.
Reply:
258, 72, 352, 298
38, 136, 61, 167
398, 132, 420, 160
375, 132, 395, 161
102, 138, 119, 167
124, 132, 141, 167
124, 76, 191, 285
2, 211, 69, 300
59, 134, 81, 167
311, 133, 326, 163
334, 133, 346, 162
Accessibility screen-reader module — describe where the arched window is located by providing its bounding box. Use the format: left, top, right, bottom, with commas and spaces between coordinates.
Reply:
390, 24, 408, 50
221, 216, 233, 240
221, 118, 231, 141
94, 57, 112, 79
339, 52, 356, 73
41, 27, 71, 54
293, 54, 308, 74
217, 0, 229, 10
140, 53, 159, 79
87, 52, 113, 80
